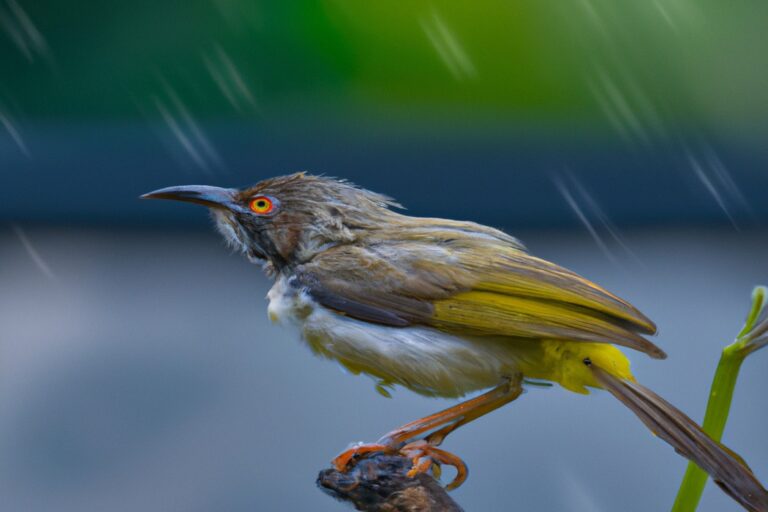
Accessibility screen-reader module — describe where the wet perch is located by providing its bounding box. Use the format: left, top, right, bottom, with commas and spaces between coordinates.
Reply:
317, 453, 463, 511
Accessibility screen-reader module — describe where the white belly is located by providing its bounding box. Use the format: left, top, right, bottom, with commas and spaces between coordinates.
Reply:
266, 276, 516, 397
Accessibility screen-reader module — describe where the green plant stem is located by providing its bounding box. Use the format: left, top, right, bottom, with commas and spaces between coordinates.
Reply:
672, 287, 766, 512
671, 350, 745, 511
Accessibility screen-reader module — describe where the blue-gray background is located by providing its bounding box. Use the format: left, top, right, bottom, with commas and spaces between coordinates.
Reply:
1, 1, 767, 511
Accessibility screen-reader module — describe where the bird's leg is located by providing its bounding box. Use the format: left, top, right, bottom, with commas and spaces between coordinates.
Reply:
377, 373, 523, 447
333, 373, 523, 489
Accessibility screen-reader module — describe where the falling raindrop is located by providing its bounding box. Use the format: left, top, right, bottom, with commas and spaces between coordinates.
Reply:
586, 66, 659, 145
685, 146, 753, 229
560, 467, 605, 512
11, 224, 56, 280
553, 171, 642, 267
153, 96, 210, 173
701, 147, 752, 216
574, 1, 670, 147
203, 44, 259, 113
652, 0, 678, 32
420, 10, 477, 81
0, 0, 51, 62
0, 108, 29, 156
149, 79, 226, 175
650, 0, 705, 32
568, 176, 643, 265
553, 173, 618, 265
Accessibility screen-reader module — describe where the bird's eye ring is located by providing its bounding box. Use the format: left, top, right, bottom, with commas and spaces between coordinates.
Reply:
249, 195, 278, 215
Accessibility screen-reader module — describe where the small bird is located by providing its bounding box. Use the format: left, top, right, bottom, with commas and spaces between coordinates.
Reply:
144, 173, 767, 511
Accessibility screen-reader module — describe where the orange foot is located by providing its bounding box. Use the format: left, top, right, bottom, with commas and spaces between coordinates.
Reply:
332, 440, 469, 491
332, 442, 392, 472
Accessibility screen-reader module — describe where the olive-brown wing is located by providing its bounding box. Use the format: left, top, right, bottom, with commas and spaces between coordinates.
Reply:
295, 241, 664, 359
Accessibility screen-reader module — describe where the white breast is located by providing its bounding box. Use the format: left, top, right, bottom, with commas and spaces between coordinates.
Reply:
266, 276, 516, 397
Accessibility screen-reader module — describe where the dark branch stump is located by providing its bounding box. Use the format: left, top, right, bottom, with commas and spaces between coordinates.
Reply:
317, 454, 464, 511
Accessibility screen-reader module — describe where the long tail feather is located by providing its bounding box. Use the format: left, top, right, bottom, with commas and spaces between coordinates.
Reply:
588, 362, 768, 512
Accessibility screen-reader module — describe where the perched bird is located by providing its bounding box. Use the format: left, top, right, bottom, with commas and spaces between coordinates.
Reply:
143, 173, 767, 511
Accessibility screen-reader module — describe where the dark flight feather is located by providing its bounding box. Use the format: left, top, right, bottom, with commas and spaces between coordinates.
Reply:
590, 364, 768, 512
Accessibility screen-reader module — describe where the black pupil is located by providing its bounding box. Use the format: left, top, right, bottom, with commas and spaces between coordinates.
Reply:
257, 200, 266, 208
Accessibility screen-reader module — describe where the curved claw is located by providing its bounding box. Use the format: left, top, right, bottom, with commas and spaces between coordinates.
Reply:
332, 443, 390, 472
401, 440, 469, 490
406, 455, 434, 478
433, 446, 469, 490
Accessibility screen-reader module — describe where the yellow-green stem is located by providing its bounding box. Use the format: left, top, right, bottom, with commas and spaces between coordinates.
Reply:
672, 287, 765, 512
671, 350, 745, 511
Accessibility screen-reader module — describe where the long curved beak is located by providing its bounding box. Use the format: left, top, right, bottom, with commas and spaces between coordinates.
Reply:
141, 185, 237, 209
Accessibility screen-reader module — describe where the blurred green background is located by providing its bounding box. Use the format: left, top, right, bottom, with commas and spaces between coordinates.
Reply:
3, 0, 767, 127
1, 2, 768, 511
1, 0, 767, 227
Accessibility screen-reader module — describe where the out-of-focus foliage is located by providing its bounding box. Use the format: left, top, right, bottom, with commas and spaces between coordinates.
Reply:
1, 0, 766, 136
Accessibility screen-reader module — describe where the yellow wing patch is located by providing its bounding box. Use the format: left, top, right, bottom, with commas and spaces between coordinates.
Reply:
432, 291, 666, 358
466, 251, 657, 335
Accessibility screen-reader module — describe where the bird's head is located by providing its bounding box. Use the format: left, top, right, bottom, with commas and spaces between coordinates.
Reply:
142, 172, 400, 273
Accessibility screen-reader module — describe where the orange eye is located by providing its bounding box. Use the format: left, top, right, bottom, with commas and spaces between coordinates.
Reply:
249, 196, 276, 215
